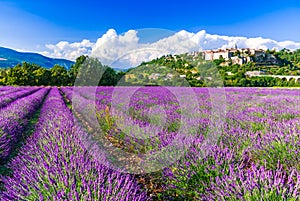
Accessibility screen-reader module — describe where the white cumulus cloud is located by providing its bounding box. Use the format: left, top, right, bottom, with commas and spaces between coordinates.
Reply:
40, 29, 300, 68
90, 29, 140, 66
41, 39, 94, 61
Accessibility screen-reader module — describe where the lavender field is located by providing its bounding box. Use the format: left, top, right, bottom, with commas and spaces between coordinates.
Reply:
1, 86, 300, 200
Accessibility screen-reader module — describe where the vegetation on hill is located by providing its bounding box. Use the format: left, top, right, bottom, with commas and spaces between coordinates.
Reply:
1, 48, 300, 87
123, 48, 300, 87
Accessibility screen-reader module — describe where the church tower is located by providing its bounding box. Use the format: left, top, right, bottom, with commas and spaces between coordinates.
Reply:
234, 43, 237, 50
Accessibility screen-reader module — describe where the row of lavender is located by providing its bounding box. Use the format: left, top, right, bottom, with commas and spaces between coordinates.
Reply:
0, 87, 147, 200
0, 87, 49, 163
0, 86, 41, 109
60, 86, 300, 200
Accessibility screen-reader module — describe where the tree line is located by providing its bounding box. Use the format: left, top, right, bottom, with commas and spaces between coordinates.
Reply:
0, 56, 125, 86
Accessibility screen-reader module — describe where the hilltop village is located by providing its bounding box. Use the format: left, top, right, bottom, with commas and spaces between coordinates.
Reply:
202, 45, 278, 66
124, 47, 300, 87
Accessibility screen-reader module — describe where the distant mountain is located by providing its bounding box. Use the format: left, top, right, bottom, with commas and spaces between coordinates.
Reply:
0, 47, 74, 69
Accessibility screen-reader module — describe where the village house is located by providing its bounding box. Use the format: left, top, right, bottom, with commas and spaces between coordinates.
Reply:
166, 73, 174, 79
203, 46, 266, 65
149, 73, 161, 80
204, 49, 236, 60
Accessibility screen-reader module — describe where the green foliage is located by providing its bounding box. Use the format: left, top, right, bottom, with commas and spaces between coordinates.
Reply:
2, 62, 54, 86
0, 56, 123, 86
243, 188, 297, 201
68, 55, 87, 84
224, 188, 298, 201
252, 139, 300, 171
50, 64, 69, 86
160, 155, 230, 200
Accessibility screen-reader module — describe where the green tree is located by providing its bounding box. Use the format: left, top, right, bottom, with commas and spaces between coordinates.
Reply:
69, 55, 88, 85
50, 65, 69, 86
33, 67, 51, 86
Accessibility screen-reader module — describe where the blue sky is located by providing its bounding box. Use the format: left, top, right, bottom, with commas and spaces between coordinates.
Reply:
1, 0, 300, 55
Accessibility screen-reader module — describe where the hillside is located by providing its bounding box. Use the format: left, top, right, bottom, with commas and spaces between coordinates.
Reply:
124, 48, 300, 87
0, 47, 74, 69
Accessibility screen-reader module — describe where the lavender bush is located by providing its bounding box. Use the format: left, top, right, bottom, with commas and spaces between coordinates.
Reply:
0, 87, 40, 109
1, 87, 148, 201
0, 87, 48, 162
